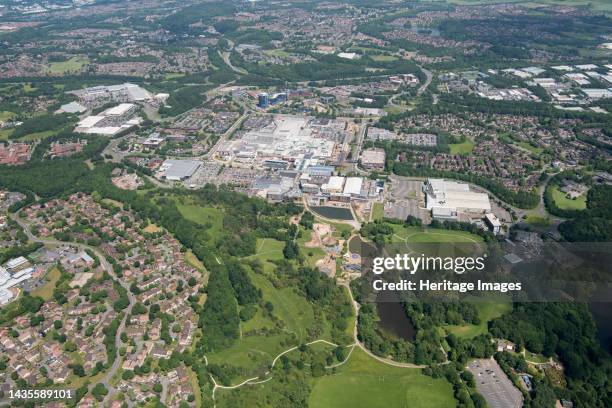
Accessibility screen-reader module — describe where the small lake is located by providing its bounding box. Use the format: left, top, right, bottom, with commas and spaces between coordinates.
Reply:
376, 299, 416, 341
311, 206, 353, 220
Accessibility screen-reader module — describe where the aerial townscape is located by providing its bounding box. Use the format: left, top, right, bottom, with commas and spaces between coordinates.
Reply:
0, 0, 611, 408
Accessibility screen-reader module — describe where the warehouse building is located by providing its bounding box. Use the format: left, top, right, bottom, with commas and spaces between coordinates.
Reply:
424, 178, 491, 214
157, 159, 202, 181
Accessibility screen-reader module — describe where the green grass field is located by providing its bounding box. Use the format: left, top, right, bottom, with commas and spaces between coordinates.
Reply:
371, 55, 398, 62
449, 140, 474, 155
446, 300, 512, 339
17, 130, 56, 141
0, 128, 15, 140
249, 270, 315, 338
525, 214, 550, 227
174, 201, 224, 235
516, 141, 543, 156
390, 225, 483, 244
524, 350, 549, 364
208, 267, 317, 375
264, 49, 292, 58
244, 238, 285, 263
45, 56, 89, 74
550, 186, 586, 210
31, 267, 61, 301
309, 348, 456, 408
0, 111, 16, 122
371, 202, 384, 220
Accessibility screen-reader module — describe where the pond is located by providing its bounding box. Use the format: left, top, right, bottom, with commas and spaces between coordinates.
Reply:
310, 206, 353, 220
376, 297, 416, 342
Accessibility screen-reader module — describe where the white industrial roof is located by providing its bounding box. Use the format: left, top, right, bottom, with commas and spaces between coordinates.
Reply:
426, 179, 490, 212
106, 103, 135, 116
343, 177, 363, 196
86, 126, 122, 135
575, 64, 598, 70
6, 256, 28, 269
582, 88, 612, 98
162, 159, 202, 180
338, 52, 358, 60
324, 176, 345, 191
78, 115, 104, 128
0, 288, 14, 305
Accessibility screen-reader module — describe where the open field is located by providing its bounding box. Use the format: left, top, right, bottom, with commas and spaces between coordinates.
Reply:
208, 267, 316, 375
45, 56, 89, 74
516, 141, 544, 156
525, 350, 549, 364
143, 223, 162, 233
248, 270, 315, 339
550, 186, 586, 210
446, 300, 512, 339
371, 202, 384, 220
31, 267, 61, 301
174, 201, 224, 235
449, 140, 474, 155
264, 49, 292, 58
207, 332, 292, 373
371, 54, 398, 62
0, 111, 16, 121
309, 348, 456, 408
244, 238, 285, 263
0, 129, 13, 140
525, 214, 550, 227
390, 225, 483, 244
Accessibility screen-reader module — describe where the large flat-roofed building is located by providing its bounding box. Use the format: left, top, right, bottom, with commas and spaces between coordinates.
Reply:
75, 103, 138, 136
360, 148, 386, 170
321, 176, 345, 194
343, 177, 363, 196
216, 115, 337, 166
158, 159, 201, 181
425, 178, 491, 214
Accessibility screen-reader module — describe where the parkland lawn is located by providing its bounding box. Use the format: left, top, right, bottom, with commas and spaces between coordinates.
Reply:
45, 56, 89, 74
446, 300, 512, 339
550, 185, 586, 210
309, 348, 456, 408
173, 200, 224, 235
449, 140, 474, 155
